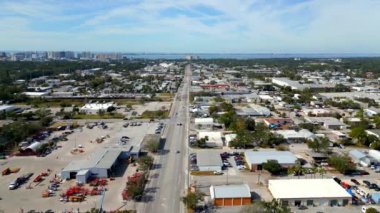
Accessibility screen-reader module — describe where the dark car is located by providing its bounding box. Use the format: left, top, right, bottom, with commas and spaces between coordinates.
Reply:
363, 180, 371, 186
370, 183, 378, 189
351, 179, 360, 185
333, 177, 341, 184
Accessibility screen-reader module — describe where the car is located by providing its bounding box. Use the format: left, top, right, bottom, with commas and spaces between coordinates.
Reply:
370, 183, 378, 189
176, 150, 180, 153
213, 171, 223, 175
363, 180, 371, 186
351, 179, 360, 185
123, 123, 129, 128
298, 205, 308, 210
333, 177, 342, 184
177, 123, 182, 126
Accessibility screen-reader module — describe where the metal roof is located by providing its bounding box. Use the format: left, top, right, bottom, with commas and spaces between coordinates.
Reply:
244, 150, 297, 165
62, 149, 121, 172
348, 150, 366, 160
269, 179, 352, 199
210, 184, 251, 199
197, 151, 223, 167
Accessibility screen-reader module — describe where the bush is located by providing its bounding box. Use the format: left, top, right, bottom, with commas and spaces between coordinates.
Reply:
262, 160, 284, 175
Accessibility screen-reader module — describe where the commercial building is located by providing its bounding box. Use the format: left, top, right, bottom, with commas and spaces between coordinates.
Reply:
194, 118, 214, 128
236, 104, 271, 117
80, 102, 115, 114
274, 129, 315, 143
210, 184, 251, 206
268, 179, 352, 207
244, 150, 297, 172
198, 131, 224, 147
364, 107, 380, 117
305, 117, 346, 130
366, 129, 380, 139
61, 149, 122, 183
0, 105, 16, 113
197, 151, 223, 172
348, 150, 372, 167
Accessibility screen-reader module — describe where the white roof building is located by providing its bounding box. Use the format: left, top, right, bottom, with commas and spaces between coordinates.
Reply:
224, 133, 237, 147
274, 129, 315, 142
81, 102, 115, 114
210, 184, 251, 199
198, 131, 223, 147
268, 179, 352, 206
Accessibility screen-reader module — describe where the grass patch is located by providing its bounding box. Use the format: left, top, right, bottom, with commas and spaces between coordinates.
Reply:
190, 171, 215, 176
141, 110, 169, 119
72, 113, 124, 119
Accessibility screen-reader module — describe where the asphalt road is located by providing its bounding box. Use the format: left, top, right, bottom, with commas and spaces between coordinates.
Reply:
139, 64, 191, 213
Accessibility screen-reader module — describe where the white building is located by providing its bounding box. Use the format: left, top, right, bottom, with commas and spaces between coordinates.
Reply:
365, 107, 380, 117
268, 179, 352, 207
274, 129, 315, 143
194, 118, 214, 128
80, 102, 116, 114
198, 131, 223, 147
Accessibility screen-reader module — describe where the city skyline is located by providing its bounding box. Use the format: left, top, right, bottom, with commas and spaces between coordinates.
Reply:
0, 0, 380, 53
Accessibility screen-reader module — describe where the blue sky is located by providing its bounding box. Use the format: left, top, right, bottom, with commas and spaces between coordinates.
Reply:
0, 0, 379, 53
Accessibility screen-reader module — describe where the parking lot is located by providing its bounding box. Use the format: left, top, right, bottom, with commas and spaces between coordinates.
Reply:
0, 120, 161, 212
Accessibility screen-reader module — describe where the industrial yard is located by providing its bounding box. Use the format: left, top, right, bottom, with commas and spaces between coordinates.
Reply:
0, 120, 161, 212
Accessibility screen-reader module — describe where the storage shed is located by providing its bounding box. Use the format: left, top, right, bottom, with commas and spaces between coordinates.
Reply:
210, 184, 251, 206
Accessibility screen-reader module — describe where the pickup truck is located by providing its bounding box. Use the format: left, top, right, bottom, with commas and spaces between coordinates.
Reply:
9, 173, 33, 190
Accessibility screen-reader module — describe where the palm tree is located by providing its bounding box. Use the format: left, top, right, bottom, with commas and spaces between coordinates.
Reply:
318, 167, 326, 178
311, 167, 318, 179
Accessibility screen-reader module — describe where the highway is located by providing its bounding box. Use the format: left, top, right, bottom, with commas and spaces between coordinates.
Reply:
138, 64, 191, 213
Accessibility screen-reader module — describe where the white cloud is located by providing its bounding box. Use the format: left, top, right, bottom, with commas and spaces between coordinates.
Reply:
0, 0, 380, 52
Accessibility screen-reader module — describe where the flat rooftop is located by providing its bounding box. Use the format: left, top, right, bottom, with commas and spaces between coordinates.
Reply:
269, 179, 352, 199
197, 151, 223, 167
210, 184, 251, 199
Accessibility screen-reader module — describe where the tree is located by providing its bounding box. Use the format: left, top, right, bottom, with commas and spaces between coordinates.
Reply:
144, 138, 160, 153
137, 156, 154, 171
288, 162, 305, 178
328, 155, 356, 174
349, 126, 368, 145
262, 160, 283, 175
241, 199, 291, 213
107, 106, 116, 113
245, 118, 256, 131
307, 137, 330, 153
318, 167, 326, 178
366, 207, 380, 213
182, 191, 204, 210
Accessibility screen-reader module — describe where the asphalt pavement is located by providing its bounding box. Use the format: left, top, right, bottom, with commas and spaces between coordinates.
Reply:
138, 64, 191, 213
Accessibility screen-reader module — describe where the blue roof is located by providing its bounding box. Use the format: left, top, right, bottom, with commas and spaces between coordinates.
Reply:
349, 150, 366, 160
244, 150, 297, 165
372, 193, 380, 203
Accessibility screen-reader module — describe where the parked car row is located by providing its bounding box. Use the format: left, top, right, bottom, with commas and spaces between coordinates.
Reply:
155, 123, 164, 134
234, 155, 246, 170
220, 152, 232, 169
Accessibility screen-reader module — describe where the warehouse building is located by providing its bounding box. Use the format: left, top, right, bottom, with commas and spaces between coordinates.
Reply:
61, 149, 122, 183
197, 151, 223, 172
244, 150, 297, 172
268, 179, 352, 207
210, 184, 251, 206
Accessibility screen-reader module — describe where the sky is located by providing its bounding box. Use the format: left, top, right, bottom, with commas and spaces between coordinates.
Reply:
0, 0, 379, 53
